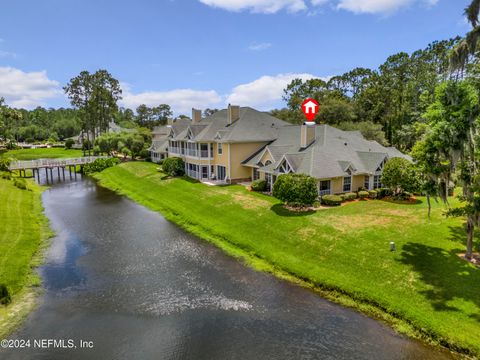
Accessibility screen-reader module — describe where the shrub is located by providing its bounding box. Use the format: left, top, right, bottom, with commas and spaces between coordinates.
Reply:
368, 190, 377, 199
0, 158, 11, 172
251, 179, 267, 192
82, 157, 120, 174
321, 194, 343, 206
272, 173, 318, 207
376, 188, 391, 199
0, 284, 11, 305
0, 171, 11, 180
82, 140, 92, 151
381, 157, 419, 196
397, 191, 413, 200
162, 157, 185, 177
139, 148, 150, 160
64, 139, 75, 149
5, 141, 18, 150
344, 192, 357, 201
13, 178, 27, 190
358, 190, 369, 199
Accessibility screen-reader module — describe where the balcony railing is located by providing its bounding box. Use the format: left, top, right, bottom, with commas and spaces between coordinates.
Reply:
169, 146, 212, 159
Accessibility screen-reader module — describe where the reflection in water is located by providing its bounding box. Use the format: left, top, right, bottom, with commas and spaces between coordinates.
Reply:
1, 177, 455, 360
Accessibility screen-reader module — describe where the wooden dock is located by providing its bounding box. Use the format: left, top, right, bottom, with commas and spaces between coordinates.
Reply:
9, 156, 108, 182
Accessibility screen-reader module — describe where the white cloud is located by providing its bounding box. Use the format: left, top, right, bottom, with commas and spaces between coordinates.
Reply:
336, 0, 413, 14
121, 85, 222, 114
198, 0, 307, 13
198, 0, 437, 14
247, 42, 272, 51
0, 66, 61, 108
0, 50, 17, 58
226, 73, 327, 110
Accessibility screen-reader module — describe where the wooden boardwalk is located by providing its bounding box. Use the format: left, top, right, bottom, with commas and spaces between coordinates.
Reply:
9, 156, 108, 182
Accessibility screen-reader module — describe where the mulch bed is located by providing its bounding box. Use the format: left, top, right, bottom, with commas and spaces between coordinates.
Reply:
458, 253, 480, 267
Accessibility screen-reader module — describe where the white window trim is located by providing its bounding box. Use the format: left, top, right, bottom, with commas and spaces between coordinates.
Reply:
218, 143, 223, 155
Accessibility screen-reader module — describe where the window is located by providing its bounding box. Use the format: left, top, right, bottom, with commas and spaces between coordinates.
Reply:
253, 168, 260, 181
200, 143, 208, 158
376, 158, 387, 172
279, 160, 292, 173
373, 175, 382, 189
218, 143, 223, 155
265, 160, 272, 166
319, 180, 331, 196
364, 176, 370, 190
343, 176, 352, 192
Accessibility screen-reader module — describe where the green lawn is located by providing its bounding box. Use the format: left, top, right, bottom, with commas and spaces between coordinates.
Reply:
0, 178, 51, 337
95, 162, 480, 357
1, 148, 83, 160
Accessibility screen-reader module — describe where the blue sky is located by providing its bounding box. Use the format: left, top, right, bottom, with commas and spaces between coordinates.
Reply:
0, 0, 471, 114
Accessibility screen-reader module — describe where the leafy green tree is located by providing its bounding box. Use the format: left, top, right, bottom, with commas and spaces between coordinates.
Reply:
203, 108, 219, 117
64, 70, 122, 154
416, 80, 480, 259
162, 157, 185, 177
272, 173, 318, 207
135, 104, 172, 129
381, 158, 419, 197
336, 121, 388, 145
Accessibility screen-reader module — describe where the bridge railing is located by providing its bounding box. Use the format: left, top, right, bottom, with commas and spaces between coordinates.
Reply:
8, 156, 109, 170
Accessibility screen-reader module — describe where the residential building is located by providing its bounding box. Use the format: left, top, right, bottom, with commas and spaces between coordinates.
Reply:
149, 125, 170, 162
165, 105, 289, 183
154, 104, 409, 194
242, 121, 410, 194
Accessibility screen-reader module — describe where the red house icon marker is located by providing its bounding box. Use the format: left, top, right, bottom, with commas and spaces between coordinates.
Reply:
302, 98, 319, 121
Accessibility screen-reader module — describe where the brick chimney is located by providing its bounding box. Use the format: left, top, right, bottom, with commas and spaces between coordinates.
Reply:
227, 104, 240, 125
192, 108, 202, 123
301, 121, 316, 148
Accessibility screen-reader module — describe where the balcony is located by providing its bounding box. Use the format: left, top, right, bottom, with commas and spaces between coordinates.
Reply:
169, 145, 212, 159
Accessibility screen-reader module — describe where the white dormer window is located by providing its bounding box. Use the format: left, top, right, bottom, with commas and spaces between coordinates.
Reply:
186, 128, 193, 140
376, 158, 387, 172
279, 159, 293, 173
265, 160, 272, 166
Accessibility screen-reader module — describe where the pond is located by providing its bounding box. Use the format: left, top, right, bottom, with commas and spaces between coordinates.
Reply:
1, 176, 455, 359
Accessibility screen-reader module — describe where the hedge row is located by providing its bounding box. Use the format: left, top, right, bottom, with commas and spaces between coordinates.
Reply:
82, 157, 120, 174
321, 188, 392, 206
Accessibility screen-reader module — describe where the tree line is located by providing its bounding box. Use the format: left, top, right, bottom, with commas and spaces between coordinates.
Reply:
274, 38, 460, 150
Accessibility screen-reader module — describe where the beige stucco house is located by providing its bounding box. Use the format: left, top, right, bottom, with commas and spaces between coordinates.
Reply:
151, 105, 409, 194
243, 122, 410, 194
160, 105, 288, 183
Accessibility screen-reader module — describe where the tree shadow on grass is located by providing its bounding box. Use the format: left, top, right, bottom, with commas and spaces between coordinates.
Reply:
270, 203, 315, 217
397, 242, 480, 318
180, 176, 200, 183
448, 225, 480, 251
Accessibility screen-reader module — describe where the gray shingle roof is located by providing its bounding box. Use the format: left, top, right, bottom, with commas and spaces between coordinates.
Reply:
243, 124, 410, 179
169, 107, 289, 143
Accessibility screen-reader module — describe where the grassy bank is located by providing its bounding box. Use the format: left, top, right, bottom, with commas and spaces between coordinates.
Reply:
0, 178, 51, 338
1, 148, 83, 160
95, 162, 480, 357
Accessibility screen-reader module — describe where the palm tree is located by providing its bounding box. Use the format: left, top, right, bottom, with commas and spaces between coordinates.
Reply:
451, 0, 480, 70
